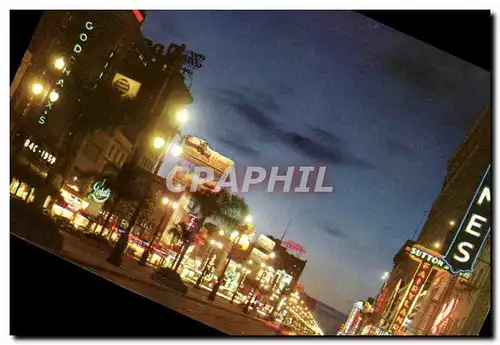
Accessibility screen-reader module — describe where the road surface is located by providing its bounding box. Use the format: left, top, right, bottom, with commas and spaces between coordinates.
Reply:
57, 231, 278, 336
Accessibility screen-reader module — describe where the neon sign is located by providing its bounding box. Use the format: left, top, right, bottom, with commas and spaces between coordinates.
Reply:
39, 21, 94, 124
407, 245, 450, 271
88, 179, 111, 203
390, 262, 431, 334
431, 298, 458, 335
443, 164, 491, 274
23, 138, 56, 164
282, 241, 307, 256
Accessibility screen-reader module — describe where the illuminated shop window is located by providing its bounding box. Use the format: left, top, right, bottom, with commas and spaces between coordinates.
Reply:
74, 214, 89, 229
52, 204, 74, 219
43, 196, 52, 209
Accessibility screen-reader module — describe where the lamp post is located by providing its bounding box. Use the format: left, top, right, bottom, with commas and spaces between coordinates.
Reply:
207, 232, 242, 301
139, 197, 178, 266
207, 217, 253, 301
230, 263, 252, 304
195, 240, 223, 288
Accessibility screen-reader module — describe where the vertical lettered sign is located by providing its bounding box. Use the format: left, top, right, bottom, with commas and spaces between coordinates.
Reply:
443, 164, 491, 274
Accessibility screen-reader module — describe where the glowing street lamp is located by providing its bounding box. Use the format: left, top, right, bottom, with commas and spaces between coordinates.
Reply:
171, 144, 183, 157
153, 136, 165, 149
54, 57, 65, 70
31, 82, 44, 95
433, 241, 441, 250
245, 215, 253, 224
139, 196, 177, 266
49, 90, 60, 102
449, 220, 456, 227
176, 108, 189, 124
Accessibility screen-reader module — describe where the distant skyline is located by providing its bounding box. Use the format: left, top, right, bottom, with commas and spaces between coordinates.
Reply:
143, 10, 490, 313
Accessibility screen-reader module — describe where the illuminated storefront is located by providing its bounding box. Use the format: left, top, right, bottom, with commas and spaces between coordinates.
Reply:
51, 188, 90, 223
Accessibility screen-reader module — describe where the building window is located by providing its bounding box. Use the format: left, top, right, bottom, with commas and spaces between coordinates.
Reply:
115, 151, 122, 165
108, 144, 116, 159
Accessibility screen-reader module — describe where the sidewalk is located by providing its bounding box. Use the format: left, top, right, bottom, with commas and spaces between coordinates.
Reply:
59, 232, 267, 327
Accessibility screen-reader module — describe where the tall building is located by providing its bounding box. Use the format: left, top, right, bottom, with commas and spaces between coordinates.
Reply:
10, 10, 145, 205
267, 235, 307, 287
368, 107, 491, 336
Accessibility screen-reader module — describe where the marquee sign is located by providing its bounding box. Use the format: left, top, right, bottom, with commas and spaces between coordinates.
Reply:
443, 164, 491, 274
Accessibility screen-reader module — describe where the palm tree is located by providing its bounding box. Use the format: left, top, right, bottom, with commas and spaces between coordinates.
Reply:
172, 189, 249, 272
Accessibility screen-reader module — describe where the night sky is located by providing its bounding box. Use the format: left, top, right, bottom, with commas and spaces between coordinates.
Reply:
142, 11, 490, 313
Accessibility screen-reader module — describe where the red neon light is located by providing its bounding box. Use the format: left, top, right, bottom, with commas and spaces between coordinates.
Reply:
431, 298, 459, 335
132, 10, 144, 23
282, 241, 307, 255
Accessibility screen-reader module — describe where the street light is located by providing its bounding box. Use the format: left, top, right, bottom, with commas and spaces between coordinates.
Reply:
433, 241, 441, 250
219, 229, 225, 236
176, 108, 189, 124
138, 196, 176, 266
31, 82, 44, 95
54, 57, 65, 70
153, 137, 165, 149
49, 90, 59, 102
195, 240, 223, 288
171, 144, 183, 157
208, 223, 252, 301
449, 220, 456, 227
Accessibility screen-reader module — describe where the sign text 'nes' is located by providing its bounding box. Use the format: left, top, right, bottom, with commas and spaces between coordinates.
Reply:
443, 165, 491, 274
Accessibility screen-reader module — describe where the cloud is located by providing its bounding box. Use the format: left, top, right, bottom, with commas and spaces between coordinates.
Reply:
210, 87, 374, 167
210, 88, 279, 132
319, 226, 346, 239
275, 129, 375, 168
385, 138, 414, 156
216, 136, 260, 158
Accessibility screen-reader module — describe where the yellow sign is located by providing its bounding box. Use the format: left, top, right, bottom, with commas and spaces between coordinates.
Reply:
112, 73, 141, 99
182, 135, 234, 176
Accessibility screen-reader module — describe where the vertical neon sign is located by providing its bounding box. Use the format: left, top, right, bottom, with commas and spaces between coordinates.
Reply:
39, 21, 94, 125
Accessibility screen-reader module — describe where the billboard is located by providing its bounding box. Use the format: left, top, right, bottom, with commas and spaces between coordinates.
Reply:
112, 73, 141, 99
249, 247, 269, 263
256, 234, 275, 254
443, 164, 491, 274
182, 135, 234, 176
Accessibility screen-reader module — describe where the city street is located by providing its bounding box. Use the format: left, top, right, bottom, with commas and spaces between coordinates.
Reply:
57, 232, 278, 336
